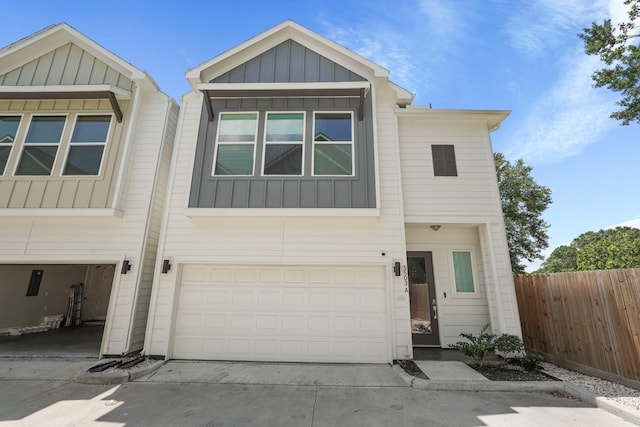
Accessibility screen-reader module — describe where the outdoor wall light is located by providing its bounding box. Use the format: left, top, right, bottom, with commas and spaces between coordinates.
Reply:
430, 225, 441, 231
162, 259, 172, 274
121, 260, 132, 274
394, 261, 401, 276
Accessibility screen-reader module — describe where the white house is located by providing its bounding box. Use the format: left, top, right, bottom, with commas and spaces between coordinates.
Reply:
143, 20, 522, 363
0, 24, 178, 357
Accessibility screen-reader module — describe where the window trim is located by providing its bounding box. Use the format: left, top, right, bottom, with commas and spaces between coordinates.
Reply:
261, 111, 305, 177
449, 249, 480, 297
212, 111, 259, 177
14, 114, 69, 177
0, 114, 24, 176
311, 111, 355, 177
61, 114, 113, 177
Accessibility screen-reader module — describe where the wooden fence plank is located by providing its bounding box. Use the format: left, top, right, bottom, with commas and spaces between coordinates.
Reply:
514, 268, 640, 385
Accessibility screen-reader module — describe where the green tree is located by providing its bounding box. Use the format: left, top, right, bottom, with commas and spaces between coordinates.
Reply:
579, 0, 640, 125
494, 153, 552, 274
575, 226, 640, 270
538, 245, 578, 273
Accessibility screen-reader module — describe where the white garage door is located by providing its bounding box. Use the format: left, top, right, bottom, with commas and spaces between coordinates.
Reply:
172, 264, 389, 363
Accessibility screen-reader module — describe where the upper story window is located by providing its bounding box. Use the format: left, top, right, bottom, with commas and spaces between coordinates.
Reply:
263, 112, 304, 175
63, 115, 111, 175
431, 144, 457, 177
313, 112, 354, 176
213, 112, 258, 176
3, 114, 112, 177
16, 116, 66, 176
0, 116, 20, 175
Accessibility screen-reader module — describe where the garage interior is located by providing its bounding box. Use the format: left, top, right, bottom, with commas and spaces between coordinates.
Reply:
0, 264, 115, 357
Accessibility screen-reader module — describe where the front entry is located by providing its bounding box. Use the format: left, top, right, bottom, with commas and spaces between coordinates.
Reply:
408, 252, 440, 346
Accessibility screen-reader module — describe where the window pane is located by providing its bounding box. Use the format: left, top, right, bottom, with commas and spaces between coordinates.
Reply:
0, 146, 10, 174
214, 144, 254, 175
453, 251, 475, 293
25, 116, 65, 143
266, 113, 303, 141
264, 144, 302, 175
16, 146, 58, 175
408, 256, 427, 284
64, 146, 105, 175
71, 116, 111, 142
314, 113, 352, 141
314, 144, 352, 175
219, 113, 257, 142
0, 116, 20, 144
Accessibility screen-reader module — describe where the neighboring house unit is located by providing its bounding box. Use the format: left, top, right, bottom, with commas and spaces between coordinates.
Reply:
143, 21, 522, 363
0, 24, 178, 356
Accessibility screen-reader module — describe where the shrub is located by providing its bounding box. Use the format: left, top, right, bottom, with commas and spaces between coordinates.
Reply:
449, 324, 525, 367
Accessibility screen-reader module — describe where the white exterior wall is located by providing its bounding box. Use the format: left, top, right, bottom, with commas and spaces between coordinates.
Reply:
145, 83, 413, 360
0, 90, 176, 355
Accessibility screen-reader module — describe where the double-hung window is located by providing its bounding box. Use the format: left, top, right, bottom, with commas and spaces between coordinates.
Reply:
452, 250, 476, 294
313, 112, 354, 176
263, 112, 304, 175
63, 115, 111, 175
0, 116, 20, 175
16, 116, 66, 176
213, 112, 258, 176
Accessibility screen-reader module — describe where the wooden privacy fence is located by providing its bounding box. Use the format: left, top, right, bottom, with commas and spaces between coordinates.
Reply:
514, 269, 640, 388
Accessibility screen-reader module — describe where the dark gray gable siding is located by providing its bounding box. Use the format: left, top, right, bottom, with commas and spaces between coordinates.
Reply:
189, 39, 375, 209
213, 40, 366, 83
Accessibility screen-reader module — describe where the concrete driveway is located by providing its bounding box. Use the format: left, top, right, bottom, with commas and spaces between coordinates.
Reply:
0, 359, 636, 427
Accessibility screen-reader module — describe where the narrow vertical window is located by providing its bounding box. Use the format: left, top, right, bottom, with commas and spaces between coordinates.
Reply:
213, 113, 258, 176
63, 115, 111, 175
16, 116, 65, 176
263, 112, 304, 175
432, 144, 457, 176
313, 112, 354, 176
0, 116, 20, 175
452, 251, 475, 293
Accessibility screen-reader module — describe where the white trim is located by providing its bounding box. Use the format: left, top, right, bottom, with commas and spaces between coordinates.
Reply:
183, 207, 380, 217
0, 84, 132, 99
0, 208, 123, 217
13, 114, 68, 177
61, 113, 113, 177
197, 81, 371, 94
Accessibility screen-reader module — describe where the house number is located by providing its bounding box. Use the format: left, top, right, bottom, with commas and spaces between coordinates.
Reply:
403, 264, 409, 293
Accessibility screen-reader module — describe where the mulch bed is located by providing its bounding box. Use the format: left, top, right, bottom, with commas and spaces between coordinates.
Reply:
470, 364, 560, 382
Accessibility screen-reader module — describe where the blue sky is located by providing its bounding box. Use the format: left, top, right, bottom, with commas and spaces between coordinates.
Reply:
3, 0, 639, 270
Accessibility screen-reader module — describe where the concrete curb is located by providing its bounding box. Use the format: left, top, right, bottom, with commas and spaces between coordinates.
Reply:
563, 383, 640, 426
75, 360, 165, 385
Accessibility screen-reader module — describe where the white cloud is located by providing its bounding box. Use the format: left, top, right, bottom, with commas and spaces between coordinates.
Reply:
417, 0, 461, 41
611, 216, 640, 229
504, 51, 617, 164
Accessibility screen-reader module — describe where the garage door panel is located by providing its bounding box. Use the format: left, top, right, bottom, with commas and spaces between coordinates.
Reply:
173, 264, 388, 363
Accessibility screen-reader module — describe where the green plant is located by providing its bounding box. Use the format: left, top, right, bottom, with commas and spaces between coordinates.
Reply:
520, 352, 543, 372
449, 324, 496, 367
449, 324, 525, 367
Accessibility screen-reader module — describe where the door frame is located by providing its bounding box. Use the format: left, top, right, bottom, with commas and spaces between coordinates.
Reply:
407, 251, 440, 347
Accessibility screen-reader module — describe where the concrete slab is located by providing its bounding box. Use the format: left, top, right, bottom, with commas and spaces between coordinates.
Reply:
414, 360, 489, 381
139, 361, 408, 387
0, 358, 98, 381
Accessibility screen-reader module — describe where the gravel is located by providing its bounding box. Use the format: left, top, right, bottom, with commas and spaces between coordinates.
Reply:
541, 362, 640, 412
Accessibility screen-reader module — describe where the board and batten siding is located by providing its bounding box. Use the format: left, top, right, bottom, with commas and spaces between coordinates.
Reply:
398, 117, 502, 222
0, 42, 133, 91
0, 98, 130, 209
146, 84, 413, 360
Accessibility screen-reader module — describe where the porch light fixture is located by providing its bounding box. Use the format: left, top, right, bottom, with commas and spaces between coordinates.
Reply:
121, 260, 131, 274
162, 259, 172, 274
430, 225, 441, 231
394, 261, 401, 276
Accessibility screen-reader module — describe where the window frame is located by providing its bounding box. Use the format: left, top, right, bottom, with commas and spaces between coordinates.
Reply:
0, 114, 23, 176
431, 144, 458, 177
212, 111, 259, 177
449, 249, 479, 297
261, 111, 305, 176
62, 114, 113, 177
14, 114, 69, 177
311, 111, 355, 177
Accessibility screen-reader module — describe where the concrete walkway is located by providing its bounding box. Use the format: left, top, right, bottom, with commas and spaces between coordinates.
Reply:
0, 358, 638, 426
